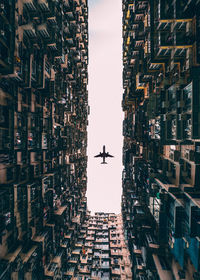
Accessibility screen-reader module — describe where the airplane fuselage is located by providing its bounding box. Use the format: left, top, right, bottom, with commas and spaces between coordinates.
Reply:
94, 145, 114, 164
101, 155, 107, 164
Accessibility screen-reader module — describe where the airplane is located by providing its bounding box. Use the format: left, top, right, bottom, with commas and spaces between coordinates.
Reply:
94, 145, 114, 164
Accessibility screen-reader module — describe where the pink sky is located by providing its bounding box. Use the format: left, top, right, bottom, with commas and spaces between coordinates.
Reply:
87, 0, 123, 214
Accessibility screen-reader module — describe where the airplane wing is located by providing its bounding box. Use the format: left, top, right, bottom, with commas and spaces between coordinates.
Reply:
94, 153, 102, 158
106, 153, 114, 158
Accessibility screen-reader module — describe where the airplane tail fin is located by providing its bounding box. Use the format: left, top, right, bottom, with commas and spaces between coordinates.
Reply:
101, 162, 107, 164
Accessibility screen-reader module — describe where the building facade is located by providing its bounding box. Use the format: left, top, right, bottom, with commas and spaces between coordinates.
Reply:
65, 212, 132, 280
0, 0, 88, 279
122, 0, 200, 279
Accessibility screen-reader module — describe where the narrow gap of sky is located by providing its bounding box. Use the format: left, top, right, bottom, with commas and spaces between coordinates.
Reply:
87, 0, 123, 214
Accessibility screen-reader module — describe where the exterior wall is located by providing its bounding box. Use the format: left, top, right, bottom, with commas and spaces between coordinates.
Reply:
0, 0, 89, 279
66, 212, 132, 279
122, 0, 200, 279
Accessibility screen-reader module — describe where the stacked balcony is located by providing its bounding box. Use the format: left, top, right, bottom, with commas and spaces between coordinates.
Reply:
122, 0, 200, 279
0, 0, 88, 278
0, 0, 15, 74
64, 212, 132, 279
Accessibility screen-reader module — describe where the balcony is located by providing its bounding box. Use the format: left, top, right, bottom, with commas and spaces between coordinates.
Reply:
30, 162, 41, 178
0, 0, 14, 22
133, 255, 146, 274
181, 194, 200, 272
157, 20, 172, 31
22, 23, 37, 39
184, 149, 195, 162
190, 206, 200, 238
23, 1, 37, 13
155, 32, 193, 59
0, 1, 15, 74
0, 260, 11, 279
154, 34, 173, 58
21, 244, 42, 271
169, 150, 180, 162
54, 205, 67, 218
181, 160, 200, 187
38, 0, 50, 12
155, 0, 174, 21
37, 23, 51, 39
165, 116, 177, 141
64, 265, 76, 277
45, 262, 59, 279
0, 188, 13, 234
168, 85, 178, 112
0, 25, 12, 49
65, 10, 76, 22
47, 16, 57, 26
0, 165, 16, 184
176, 31, 194, 47
183, 117, 192, 140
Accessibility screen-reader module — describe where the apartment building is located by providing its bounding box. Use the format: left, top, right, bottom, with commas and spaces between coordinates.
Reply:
122, 0, 200, 279
65, 212, 132, 280
0, 0, 88, 279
